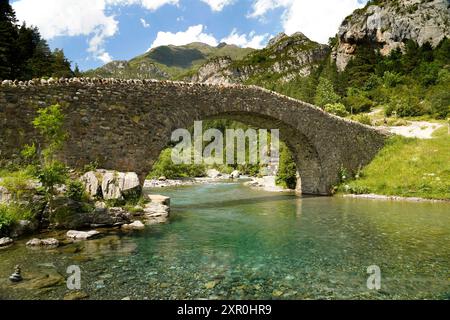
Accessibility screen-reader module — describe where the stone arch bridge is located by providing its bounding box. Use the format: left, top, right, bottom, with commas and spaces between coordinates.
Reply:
0, 78, 388, 195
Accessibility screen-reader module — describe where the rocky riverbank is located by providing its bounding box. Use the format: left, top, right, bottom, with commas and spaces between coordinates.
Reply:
244, 176, 294, 193
0, 169, 173, 245
343, 193, 450, 203
144, 169, 247, 188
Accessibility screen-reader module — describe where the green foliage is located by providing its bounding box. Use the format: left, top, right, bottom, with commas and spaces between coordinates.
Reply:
351, 114, 372, 126
20, 143, 37, 161
343, 91, 375, 114
314, 77, 340, 107
0, 169, 33, 201
66, 180, 86, 202
329, 38, 450, 119
385, 93, 431, 117
276, 144, 297, 189
382, 71, 403, 88
340, 131, 450, 200
324, 103, 349, 117
32, 104, 66, 151
36, 161, 68, 197
148, 148, 206, 179
0, 203, 33, 236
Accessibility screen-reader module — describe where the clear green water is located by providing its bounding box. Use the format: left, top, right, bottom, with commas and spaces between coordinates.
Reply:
0, 182, 449, 300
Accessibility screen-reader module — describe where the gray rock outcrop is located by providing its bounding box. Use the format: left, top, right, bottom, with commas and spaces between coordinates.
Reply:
333, 0, 450, 71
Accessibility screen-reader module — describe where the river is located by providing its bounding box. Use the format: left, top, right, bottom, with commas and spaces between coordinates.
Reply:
0, 182, 449, 300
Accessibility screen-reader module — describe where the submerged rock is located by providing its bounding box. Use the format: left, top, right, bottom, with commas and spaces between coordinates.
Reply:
144, 203, 169, 218
64, 291, 89, 300
66, 230, 100, 240
0, 237, 13, 247
147, 194, 170, 206
26, 238, 59, 248
122, 220, 145, 230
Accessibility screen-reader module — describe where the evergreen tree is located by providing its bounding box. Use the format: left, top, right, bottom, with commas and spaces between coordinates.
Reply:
0, 0, 17, 79
0, 0, 73, 80
51, 49, 73, 78
73, 64, 82, 77
314, 77, 340, 107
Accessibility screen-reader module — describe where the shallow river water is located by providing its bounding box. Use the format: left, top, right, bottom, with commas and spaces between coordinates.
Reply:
0, 182, 449, 300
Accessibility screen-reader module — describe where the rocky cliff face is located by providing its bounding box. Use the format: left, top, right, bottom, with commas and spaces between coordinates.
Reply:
333, 0, 450, 71
188, 32, 330, 84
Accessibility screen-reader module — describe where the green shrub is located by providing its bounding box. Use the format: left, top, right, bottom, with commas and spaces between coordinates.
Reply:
0, 203, 33, 236
343, 94, 375, 114
352, 114, 372, 126
66, 180, 86, 202
0, 169, 34, 201
382, 71, 403, 87
324, 103, 349, 117
387, 95, 431, 117
148, 148, 206, 179
341, 183, 371, 195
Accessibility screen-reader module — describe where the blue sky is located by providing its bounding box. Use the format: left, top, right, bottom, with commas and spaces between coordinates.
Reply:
11, 0, 367, 71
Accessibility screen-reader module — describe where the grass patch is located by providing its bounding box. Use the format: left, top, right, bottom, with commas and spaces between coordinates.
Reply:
340, 128, 450, 200
0, 203, 33, 236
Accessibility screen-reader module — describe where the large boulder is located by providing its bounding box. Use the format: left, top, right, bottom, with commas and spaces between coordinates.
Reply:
147, 194, 170, 206
80, 171, 100, 197
48, 197, 90, 229
122, 220, 145, 230
0, 237, 13, 247
80, 170, 141, 200
101, 171, 123, 200
26, 238, 59, 248
66, 230, 100, 240
9, 219, 40, 238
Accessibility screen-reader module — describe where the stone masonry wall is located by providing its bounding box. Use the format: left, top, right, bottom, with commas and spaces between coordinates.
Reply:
0, 78, 388, 195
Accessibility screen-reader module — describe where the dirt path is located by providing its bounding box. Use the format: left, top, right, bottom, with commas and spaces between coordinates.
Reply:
383, 121, 444, 139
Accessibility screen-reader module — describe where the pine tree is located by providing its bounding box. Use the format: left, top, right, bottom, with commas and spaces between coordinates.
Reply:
51, 49, 73, 78
314, 77, 340, 108
0, 0, 74, 80
73, 64, 82, 77
0, 0, 17, 79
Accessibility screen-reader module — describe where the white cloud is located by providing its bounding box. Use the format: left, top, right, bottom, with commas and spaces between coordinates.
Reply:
106, 0, 179, 11
249, 0, 366, 44
97, 52, 114, 63
221, 29, 269, 49
150, 24, 218, 49
13, 0, 118, 63
200, 0, 235, 11
12, 0, 179, 64
248, 0, 291, 18
140, 18, 150, 28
